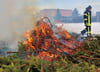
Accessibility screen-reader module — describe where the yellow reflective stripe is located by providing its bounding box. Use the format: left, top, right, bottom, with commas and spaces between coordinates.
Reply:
87, 31, 91, 33
84, 18, 87, 20
85, 12, 91, 26
87, 27, 91, 33
87, 23, 91, 26
84, 13, 87, 16
84, 12, 91, 26
87, 26, 91, 36
88, 12, 90, 24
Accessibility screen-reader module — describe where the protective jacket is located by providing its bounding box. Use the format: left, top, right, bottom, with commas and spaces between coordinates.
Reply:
84, 10, 91, 26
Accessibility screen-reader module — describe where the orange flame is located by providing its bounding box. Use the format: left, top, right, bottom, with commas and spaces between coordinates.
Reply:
21, 17, 82, 61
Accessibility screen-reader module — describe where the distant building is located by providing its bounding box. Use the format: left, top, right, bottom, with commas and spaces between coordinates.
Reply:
72, 8, 79, 17
54, 9, 62, 20
40, 9, 72, 17
61, 16, 73, 23
96, 12, 100, 22
40, 9, 72, 23
40, 9, 99, 23
92, 16, 96, 22
72, 8, 83, 23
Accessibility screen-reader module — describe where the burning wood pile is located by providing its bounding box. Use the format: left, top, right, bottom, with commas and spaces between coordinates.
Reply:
21, 17, 82, 61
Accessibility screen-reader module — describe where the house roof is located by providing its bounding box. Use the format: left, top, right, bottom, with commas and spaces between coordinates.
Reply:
40, 9, 72, 17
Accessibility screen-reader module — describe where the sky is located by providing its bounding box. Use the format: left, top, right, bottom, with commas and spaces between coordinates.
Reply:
35, 0, 100, 14
11, 0, 100, 14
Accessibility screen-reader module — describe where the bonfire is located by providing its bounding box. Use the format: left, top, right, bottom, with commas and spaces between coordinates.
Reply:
19, 17, 82, 61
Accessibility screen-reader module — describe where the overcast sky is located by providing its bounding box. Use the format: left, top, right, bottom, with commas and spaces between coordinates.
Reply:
35, 0, 100, 14
9, 0, 100, 14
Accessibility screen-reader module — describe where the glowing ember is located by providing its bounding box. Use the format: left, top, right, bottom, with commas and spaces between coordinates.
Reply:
21, 17, 82, 61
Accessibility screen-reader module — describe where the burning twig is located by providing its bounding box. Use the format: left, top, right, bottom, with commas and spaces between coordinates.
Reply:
19, 17, 82, 62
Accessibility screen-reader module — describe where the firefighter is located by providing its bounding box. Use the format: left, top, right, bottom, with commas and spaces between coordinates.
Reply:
81, 5, 92, 37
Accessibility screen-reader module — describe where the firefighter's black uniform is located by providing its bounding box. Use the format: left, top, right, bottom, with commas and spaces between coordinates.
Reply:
81, 5, 92, 37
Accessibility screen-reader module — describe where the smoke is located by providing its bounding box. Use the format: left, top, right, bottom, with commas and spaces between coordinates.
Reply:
0, 0, 40, 49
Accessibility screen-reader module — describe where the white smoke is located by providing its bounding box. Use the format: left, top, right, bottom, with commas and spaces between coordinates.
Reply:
0, 0, 40, 49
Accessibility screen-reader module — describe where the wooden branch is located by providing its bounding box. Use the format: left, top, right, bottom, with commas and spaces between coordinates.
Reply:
16, 64, 27, 69
6, 51, 19, 54
79, 56, 100, 60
